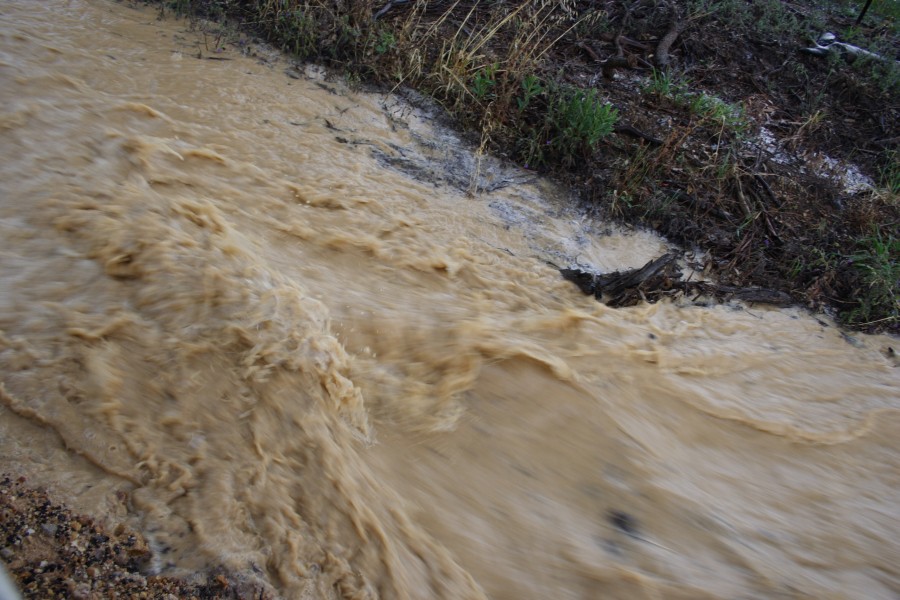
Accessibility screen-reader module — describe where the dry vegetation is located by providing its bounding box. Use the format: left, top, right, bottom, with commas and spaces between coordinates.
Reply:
155, 0, 897, 332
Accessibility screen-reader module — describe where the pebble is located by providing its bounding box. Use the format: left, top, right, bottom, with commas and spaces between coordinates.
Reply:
70, 581, 92, 600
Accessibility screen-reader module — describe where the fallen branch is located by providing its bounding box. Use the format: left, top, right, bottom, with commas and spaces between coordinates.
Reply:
614, 123, 663, 146
576, 41, 639, 79
655, 0, 686, 67
560, 254, 792, 307
560, 253, 678, 306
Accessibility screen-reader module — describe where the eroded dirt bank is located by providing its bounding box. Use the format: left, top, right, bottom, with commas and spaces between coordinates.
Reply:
1, 1, 898, 599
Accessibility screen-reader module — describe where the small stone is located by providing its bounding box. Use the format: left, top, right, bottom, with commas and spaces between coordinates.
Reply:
41, 522, 59, 536
71, 582, 92, 600
0, 547, 13, 559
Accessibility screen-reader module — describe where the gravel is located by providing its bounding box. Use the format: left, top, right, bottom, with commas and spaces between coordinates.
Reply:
0, 474, 274, 600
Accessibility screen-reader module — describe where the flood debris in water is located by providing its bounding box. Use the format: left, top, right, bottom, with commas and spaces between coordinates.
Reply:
560, 253, 792, 308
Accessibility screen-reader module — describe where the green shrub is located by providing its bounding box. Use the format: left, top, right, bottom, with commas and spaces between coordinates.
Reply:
471, 63, 498, 100
517, 74, 543, 111
375, 30, 396, 55
547, 86, 618, 166
274, 8, 318, 58
845, 228, 900, 327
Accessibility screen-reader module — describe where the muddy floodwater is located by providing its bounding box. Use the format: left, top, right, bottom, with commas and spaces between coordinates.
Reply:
1, 1, 898, 598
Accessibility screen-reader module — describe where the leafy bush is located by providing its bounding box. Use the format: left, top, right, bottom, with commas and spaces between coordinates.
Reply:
845, 229, 900, 327
547, 87, 618, 167
471, 63, 498, 100
517, 74, 543, 111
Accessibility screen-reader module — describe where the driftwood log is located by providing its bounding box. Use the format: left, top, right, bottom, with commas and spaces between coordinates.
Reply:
561, 254, 792, 308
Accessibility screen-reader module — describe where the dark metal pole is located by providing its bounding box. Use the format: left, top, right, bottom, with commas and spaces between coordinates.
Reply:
856, 0, 874, 24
